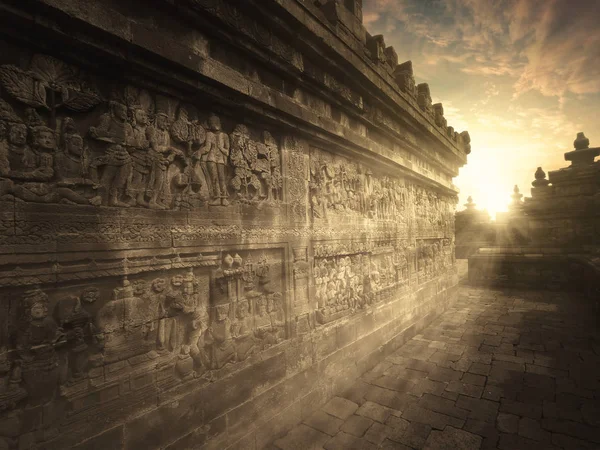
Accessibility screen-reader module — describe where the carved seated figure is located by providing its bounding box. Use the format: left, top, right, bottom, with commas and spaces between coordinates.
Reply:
205, 304, 235, 369
231, 299, 256, 362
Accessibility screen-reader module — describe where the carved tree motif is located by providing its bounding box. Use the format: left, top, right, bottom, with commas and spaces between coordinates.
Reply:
0, 54, 101, 127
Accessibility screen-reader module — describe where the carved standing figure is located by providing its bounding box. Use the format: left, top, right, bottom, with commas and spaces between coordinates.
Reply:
146, 110, 183, 209
206, 304, 235, 369
15, 288, 64, 406
231, 299, 255, 362
199, 114, 230, 206
53, 293, 100, 382
89, 100, 132, 145
127, 101, 153, 207
89, 144, 132, 207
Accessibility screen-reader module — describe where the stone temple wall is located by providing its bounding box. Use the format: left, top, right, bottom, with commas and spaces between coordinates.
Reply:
0, 1, 469, 448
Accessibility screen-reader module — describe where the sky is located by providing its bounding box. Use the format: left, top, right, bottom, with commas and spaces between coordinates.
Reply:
362, 0, 600, 219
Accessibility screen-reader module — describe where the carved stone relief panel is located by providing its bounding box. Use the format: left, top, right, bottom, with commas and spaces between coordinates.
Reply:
416, 239, 452, 283
312, 240, 412, 325
0, 43, 285, 214
0, 247, 285, 422
309, 146, 411, 223
282, 136, 309, 223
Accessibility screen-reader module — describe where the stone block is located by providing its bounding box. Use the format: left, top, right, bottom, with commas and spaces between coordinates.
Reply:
340, 415, 373, 437
274, 424, 330, 450
423, 426, 482, 450
356, 401, 393, 423
401, 404, 465, 430
303, 410, 343, 436
321, 396, 359, 421
323, 431, 377, 450
417, 393, 469, 420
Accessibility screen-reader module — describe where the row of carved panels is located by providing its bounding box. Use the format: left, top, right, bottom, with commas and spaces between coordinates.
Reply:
0, 242, 455, 416
0, 42, 457, 218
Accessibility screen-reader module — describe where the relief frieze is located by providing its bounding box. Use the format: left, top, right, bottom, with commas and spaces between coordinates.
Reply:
0, 50, 284, 213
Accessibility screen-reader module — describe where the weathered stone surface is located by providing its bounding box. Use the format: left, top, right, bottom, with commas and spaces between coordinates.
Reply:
423, 426, 482, 450
340, 415, 373, 437
0, 0, 469, 448
274, 424, 330, 450
322, 397, 359, 421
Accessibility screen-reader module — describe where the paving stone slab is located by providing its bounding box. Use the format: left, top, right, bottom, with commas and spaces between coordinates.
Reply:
340, 415, 373, 437
379, 439, 413, 449
363, 422, 394, 445
461, 372, 486, 386
468, 362, 491, 376
303, 410, 344, 436
323, 431, 376, 450
322, 397, 359, 420
445, 381, 484, 398
274, 424, 330, 450
497, 412, 519, 433
417, 393, 469, 420
518, 417, 551, 442
355, 401, 393, 423
401, 404, 465, 430
499, 399, 542, 419
427, 367, 463, 383
456, 395, 499, 422
423, 426, 482, 450
541, 417, 600, 443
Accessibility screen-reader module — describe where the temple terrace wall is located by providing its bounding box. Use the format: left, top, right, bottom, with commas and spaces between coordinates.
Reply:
0, 1, 469, 448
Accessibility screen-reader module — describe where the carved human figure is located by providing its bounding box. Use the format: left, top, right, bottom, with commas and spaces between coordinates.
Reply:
254, 296, 277, 348
257, 131, 282, 201
170, 106, 205, 208
89, 144, 132, 207
53, 294, 100, 382
231, 299, 255, 362
4, 114, 91, 205
199, 114, 230, 206
154, 278, 176, 353
146, 111, 183, 209
7, 121, 53, 182
206, 304, 235, 369
15, 289, 64, 405
55, 118, 94, 187
267, 293, 285, 343
127, 105, 153, 207
89, 100, 132, 145
188, 309, 210, 375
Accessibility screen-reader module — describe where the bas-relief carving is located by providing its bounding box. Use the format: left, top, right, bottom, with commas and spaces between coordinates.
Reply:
0, 249, 285, 423
309, 147, 410, 222
0, 51, 284, 212
309, 146, 455, 236
312, 241, 413, 325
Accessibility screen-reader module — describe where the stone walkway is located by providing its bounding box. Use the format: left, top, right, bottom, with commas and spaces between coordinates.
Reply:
271, 286, 600, 449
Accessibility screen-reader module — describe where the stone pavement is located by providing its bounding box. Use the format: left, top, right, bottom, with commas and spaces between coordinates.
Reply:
271, 286, 600, 449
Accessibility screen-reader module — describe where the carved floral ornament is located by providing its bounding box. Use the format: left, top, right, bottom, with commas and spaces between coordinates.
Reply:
0, 53, 283, 210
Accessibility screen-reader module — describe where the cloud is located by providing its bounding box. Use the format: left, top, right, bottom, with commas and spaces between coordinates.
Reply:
363, 0, 600, 99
